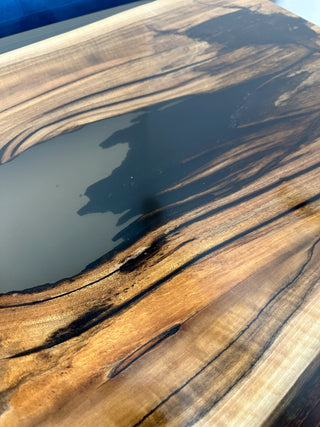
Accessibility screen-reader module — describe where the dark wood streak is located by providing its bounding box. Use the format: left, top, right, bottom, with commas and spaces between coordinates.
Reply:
8, 305, 111, 359
108, 323, 181, 379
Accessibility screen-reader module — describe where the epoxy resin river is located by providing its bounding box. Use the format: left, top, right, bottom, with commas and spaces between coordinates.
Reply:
0, 115, 134, 292
0, 3, 319, 292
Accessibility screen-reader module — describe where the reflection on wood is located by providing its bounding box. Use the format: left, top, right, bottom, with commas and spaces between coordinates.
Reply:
264, 353, 320, 426
0, 0, 320, 425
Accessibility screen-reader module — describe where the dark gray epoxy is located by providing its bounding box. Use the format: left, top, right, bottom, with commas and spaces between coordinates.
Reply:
0, 115, 137, 292
0, 6, 318, 293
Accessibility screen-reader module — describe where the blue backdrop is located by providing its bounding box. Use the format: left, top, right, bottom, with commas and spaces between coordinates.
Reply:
0, 0, 138, 37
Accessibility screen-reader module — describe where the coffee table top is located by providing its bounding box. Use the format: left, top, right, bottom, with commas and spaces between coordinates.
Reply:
0, 0, 319, 425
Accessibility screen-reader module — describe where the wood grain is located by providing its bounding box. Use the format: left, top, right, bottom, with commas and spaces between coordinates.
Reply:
0, 0, 320, 425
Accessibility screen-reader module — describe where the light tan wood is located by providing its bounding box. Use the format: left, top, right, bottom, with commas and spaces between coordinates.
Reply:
0, 0, 320, 425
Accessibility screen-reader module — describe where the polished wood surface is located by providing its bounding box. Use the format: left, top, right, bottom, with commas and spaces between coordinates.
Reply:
0, 0, 320, 425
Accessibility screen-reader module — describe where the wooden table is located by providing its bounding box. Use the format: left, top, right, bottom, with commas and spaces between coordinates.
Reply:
0, 0, 319, 425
